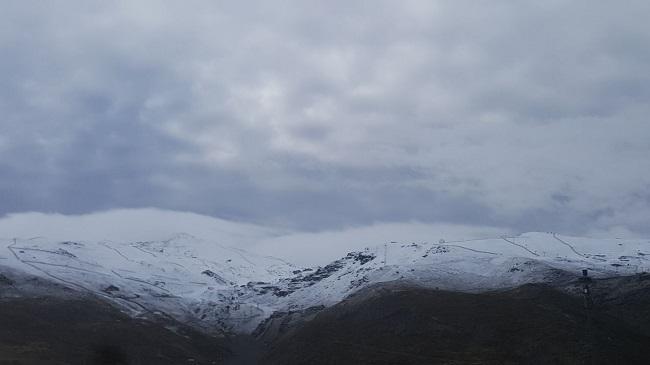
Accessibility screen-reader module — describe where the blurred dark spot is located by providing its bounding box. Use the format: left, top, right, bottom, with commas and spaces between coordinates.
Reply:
92, 344, 128, 365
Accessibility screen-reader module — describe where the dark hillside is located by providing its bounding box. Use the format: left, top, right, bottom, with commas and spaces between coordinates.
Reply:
0, 297, 229, 364
262, 281, 650, 364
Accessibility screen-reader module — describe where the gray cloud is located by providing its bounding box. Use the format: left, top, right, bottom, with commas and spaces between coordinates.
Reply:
1, 0, 649, 235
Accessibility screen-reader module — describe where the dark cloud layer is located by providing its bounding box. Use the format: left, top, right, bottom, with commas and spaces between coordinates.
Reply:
1, 1, 649, 234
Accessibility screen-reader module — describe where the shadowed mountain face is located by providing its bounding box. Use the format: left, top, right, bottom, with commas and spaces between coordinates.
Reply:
261, 279, 650, 365
0, 297, 229, 365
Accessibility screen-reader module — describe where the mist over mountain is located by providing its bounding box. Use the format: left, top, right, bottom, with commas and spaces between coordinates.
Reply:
0, 209, 515, 265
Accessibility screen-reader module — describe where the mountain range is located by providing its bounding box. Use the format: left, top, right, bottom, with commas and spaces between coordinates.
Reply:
2, 232, 650, 363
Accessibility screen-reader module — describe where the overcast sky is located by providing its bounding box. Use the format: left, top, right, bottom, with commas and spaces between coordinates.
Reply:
1, 1, 649, 237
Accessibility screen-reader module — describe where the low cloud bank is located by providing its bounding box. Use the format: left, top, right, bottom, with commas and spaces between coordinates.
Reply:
0, 209, 640, 265
0, 208, 280, 247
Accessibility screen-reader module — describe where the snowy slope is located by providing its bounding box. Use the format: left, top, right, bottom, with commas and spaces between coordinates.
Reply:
1, 232, 649, 334
0, 233, 295, 333
229, 232, 650, 331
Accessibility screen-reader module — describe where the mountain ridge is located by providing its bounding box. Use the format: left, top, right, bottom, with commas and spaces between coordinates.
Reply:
2, 232, 649, 335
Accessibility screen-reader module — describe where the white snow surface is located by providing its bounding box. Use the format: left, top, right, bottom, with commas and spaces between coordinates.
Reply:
1, 232, 649, 334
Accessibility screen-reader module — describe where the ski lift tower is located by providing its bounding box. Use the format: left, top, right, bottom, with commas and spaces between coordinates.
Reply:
579, 269, 593, 309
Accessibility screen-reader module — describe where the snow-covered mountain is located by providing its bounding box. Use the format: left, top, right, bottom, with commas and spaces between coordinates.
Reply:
1, 232, 649, 334
0, 233, 294, 333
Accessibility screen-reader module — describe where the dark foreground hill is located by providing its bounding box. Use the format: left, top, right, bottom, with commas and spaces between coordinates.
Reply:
0, 296, 229, 364
3, 274, 650, 364
260, 276, 650, 365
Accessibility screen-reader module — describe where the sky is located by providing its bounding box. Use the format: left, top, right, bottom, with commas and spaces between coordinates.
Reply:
1, 1, 649, 243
